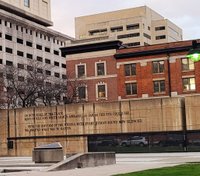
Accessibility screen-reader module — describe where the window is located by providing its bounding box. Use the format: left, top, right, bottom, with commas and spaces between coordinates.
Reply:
182, 77, 195, 91
155, 26, 165, 31
78, 86, 87, 100
45, 70, 51, 76
27, 65, 33, 71
37, 68, 43, 74
77, 64, 86, 78
17, 38, 23, 44
62, 64, 66, 68
62, 74, 67, 79
17, 51, 24, 57
6, 74, 13, 79
45, 47, 50, 53
46, 82, 51, 87
89, 29, 107, 36
36, 44, 42, 50
45, 58, 51, 64
111, 26, 123, 32
6, 47, 12, 54
37, 56, 43, 62
0, 59, 2, 64
97, 84, 106, 99
182, 58, 194, 71
152, 61, 164, 73
6, 61, 13, 66
26, 41, 32, 47
117, 33, 140, 39
153, 80, 165, 93
54, 61, 59, 67
18, 76, 24, 82
5, 34, 12, 41
54, 50, 59, 55
125, 83, 137, 95
156, 35, 166, 40
96, 62, 105, 76
124, 63, 136, 76
126, 24, 139, 30
126, 42, 140, 47
54, 72, 60, 78
143, 33, 151, 39
24, 0, 30, 7
27, 53, 33, 59
17, 63, 24, 69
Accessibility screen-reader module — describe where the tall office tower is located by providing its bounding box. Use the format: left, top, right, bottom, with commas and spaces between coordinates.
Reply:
75, 6, 182, 47
0, 0, 52, 26
0, 0, 74, 107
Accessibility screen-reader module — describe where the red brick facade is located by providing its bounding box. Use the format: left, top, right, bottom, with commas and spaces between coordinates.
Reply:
63, 39, 200, 103
66, 54, 118, 102
116, 40, 200, 100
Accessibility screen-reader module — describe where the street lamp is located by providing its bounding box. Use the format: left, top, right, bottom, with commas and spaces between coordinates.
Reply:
187, 40, 200, 62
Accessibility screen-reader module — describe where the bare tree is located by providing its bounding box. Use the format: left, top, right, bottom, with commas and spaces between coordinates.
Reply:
0, 61, 83, 108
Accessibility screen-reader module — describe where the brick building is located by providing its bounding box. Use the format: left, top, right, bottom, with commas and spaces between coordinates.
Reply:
61, 39, 200, 103
61, 40, 122, 103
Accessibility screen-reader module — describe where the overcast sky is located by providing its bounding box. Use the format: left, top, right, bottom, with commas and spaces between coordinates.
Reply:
51, 0, 200, 40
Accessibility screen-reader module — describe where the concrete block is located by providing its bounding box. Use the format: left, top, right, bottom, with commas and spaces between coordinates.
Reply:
32, 143, 64, 163
47, 152, 116, 171
33, 149, 63, 163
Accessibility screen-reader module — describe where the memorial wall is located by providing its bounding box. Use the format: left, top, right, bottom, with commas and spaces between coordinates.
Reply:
0, 96, 194, 156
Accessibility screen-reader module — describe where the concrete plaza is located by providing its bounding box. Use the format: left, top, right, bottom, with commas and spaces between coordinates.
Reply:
1, 152, 200, 176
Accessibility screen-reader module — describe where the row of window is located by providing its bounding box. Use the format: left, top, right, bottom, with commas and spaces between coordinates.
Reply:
126, 42, 140, 47
0, 46, 66, 68
125, 77, 195, 96
117, 33, 166, 40
89, 23, 140, 36
3, 34, 60, 55
125, 81, 165, 95
78, 83, 107, 101
77, 62, 106, 78
0, 20, 64, 46
76, 58, 194, 79
77, 76, 196, 101
89, 25, 166, 36
2, 69, 67, 80
124, 58, 194, 77
2, 59, 66, 69
0, 46, 65, 67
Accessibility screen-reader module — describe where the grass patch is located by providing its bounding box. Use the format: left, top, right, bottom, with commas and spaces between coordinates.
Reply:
114, 164, 200, 176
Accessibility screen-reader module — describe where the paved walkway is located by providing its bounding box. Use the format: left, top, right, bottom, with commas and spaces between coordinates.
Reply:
1, 153, 200, 176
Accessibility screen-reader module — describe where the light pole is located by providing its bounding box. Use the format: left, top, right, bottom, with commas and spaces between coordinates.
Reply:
182, 40, 200, 151
187, 40, 200, 62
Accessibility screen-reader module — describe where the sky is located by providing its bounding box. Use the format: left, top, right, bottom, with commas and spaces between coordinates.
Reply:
51, 0, 200, 40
